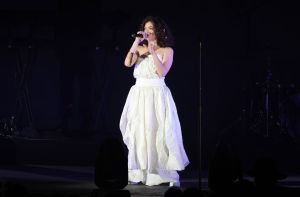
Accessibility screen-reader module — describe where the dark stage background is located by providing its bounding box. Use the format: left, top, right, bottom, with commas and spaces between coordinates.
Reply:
1, 0, 300, 177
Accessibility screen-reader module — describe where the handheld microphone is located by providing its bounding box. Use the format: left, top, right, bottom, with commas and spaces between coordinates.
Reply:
131, 33, 144, 38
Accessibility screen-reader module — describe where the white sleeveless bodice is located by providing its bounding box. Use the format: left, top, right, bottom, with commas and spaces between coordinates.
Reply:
133, 54, 163, 79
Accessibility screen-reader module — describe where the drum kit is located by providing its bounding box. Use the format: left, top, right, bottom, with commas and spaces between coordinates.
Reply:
247, 69, 300, 140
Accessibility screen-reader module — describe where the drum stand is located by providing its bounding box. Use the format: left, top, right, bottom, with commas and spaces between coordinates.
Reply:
249, 55, 279, 138
264, 69, 272, 137
10, 41, 38, 138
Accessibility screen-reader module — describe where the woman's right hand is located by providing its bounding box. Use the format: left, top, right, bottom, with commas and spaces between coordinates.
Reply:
135, 31, 147, 43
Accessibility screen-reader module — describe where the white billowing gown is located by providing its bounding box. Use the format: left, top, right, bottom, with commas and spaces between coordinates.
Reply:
119, 53, 189, 186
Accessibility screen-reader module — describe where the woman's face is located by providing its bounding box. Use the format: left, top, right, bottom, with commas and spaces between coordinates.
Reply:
144, 21, 156, 41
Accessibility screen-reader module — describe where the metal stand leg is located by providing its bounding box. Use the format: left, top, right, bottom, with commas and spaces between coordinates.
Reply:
13, 44, 38, 138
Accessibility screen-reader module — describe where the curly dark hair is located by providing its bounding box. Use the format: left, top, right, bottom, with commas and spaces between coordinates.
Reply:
139, 16, 174, 48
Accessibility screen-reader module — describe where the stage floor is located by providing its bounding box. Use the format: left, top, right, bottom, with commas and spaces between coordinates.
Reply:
0, 165, 199, 197
1, 165, 300, 197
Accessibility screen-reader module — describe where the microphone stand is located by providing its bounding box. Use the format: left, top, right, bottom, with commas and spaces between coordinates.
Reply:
198, 41, 202, 189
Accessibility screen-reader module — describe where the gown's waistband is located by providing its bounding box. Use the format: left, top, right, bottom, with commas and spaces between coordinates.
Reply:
135, 78, 165, 87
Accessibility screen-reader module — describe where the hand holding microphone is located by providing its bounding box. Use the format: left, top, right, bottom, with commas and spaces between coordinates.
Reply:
132, 31, 148, 43
129, 31, 148, 54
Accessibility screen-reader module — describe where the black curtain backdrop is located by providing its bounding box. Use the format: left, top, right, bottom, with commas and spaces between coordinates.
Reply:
0, 0, 300, 174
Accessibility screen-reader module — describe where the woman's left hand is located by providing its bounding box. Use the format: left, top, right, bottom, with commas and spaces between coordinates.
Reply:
148, 41, 155, 54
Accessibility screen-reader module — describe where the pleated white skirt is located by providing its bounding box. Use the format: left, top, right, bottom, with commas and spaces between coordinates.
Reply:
120, 78, 189, 186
